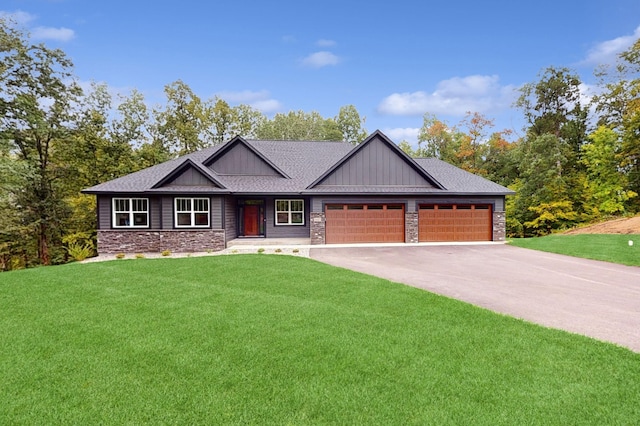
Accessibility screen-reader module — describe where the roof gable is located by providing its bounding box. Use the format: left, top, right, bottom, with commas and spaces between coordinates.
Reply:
205, 136, 289, 178
152, 159, 225, 189
308, 130, 444, 189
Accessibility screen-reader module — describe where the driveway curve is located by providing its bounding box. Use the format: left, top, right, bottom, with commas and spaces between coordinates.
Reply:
310, 244, 640, 352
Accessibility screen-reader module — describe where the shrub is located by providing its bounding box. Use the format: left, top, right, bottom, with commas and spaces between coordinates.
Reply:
292, 249, 299, 254
65, 242, 94, 262
161, 250, 171, 257
115, 253, 125, 259
135, 253, 145, 259
275, 248, 282, 253
257, 248, 265, 254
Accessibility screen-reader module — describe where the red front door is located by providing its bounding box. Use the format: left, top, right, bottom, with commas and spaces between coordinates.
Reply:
244, 205, 260, 236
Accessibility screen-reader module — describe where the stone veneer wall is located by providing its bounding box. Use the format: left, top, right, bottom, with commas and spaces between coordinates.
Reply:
404, 211, 418, 243
97, 230, 226, 254
493, 211, 506, 241
310, 212, 325, 245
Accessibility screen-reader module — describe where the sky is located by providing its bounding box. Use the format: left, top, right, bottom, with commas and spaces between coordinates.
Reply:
2, 0, 640, 145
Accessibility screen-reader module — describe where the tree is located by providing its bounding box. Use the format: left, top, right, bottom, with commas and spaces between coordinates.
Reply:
152, 80, 213, 155
516, 66, 588, 156
336, 105, 367, 144
416, 114, 459, 161
256, 110, 341, 141
580, 126, 636, 218
594, 39, 640, 207
0, 18, 82, 265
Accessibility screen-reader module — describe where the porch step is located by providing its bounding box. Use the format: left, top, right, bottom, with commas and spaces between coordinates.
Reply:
227, 238, 311, 247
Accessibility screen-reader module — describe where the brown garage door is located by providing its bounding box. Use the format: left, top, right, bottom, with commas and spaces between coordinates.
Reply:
325, 204, 405, 244
419, 204, 492, 242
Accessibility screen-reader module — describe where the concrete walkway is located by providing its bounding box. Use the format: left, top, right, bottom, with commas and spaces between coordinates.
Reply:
310, 244, 640, 352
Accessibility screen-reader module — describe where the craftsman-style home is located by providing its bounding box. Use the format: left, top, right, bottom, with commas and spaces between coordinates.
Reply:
82, 130, 513, 253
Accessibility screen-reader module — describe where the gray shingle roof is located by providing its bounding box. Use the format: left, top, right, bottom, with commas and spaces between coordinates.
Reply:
82, 134, 513, 196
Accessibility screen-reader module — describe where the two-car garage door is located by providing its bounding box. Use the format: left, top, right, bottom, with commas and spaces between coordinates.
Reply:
324, 203, 492, 244
325, 204, 405, 244
418, 204, 492, 242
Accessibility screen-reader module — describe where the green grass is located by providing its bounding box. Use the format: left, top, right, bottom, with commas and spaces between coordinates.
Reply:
509, 234, 640, 266
1, 255, 639, 424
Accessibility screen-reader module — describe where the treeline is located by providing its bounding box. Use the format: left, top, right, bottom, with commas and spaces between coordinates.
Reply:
400, 48, 640, 237
1, 17, 639, 270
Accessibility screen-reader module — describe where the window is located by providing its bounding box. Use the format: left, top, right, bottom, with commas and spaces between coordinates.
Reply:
175, 198, 210, 228
275, 199, 304, 225
113, 198, 149, 228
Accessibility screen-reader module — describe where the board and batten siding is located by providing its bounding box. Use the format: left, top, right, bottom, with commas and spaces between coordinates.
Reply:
317, 137, 434, 187
165, 167, 218, 186
209, 143, 279, 176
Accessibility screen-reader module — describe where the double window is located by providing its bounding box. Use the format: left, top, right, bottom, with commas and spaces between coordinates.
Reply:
275, 199, 304, 225
175, 198, 210, 228
113, 198, 149, 228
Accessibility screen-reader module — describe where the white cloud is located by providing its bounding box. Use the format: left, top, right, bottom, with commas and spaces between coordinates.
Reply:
0, 10, 36, 24
582, 26, 640, 65
216, 90, 282, 113
383, 127, 420, 144
316, 39, 336, 47
32, 26, 75, 41
377, 75, 517, 116
301, 51, 340, 68
1, 10, 75, 42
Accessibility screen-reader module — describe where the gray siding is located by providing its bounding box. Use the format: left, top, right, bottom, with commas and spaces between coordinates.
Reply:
161, 197, 173, 229
150, 197, 161, 228
211, 197, 222, 228
224, 195, 237, 241
265, 196, 311, 238
165, 167, 217, 186
97, 196, 111, 229
318, 136, 433, 186
210, 143, 279, 175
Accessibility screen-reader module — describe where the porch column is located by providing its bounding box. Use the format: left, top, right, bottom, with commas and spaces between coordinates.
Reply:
310, 212, 325, 245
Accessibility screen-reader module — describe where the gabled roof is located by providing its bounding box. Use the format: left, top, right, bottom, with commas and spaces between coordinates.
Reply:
82, 130, 514, 196
204, 136, 290, 178
152, 158, 226, 189
307, 130, 445, 190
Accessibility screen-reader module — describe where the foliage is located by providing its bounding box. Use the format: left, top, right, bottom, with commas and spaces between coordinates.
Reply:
65, 241, 94, 262
1, 255, 639, 423
580, 126, 637, 218
255, 110, 341, 141
524, 201, 579, 235
336, 104, 368, 144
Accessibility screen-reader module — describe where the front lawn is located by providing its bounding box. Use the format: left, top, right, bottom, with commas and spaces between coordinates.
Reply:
509, 234, 640, 266
1, 255, 639, 424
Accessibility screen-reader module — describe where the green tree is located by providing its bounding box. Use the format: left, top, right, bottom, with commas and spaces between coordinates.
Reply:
336, 105, 367, 144
580, 126, 636, 218
416, 114, 459, 161
152, 80, 213, 155
256, 110, 341, 141
0, 18, 82, 265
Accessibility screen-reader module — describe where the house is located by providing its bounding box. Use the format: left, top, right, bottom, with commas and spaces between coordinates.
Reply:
82, 130, 514, 254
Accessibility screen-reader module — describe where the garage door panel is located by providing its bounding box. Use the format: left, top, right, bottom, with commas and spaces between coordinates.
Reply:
419, 204, 492, 242
326, 204, 405, 244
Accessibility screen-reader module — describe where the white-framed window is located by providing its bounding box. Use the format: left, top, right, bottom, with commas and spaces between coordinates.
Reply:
175, 198, 210, 228
275, 199, 304, 225
113, 198, 149, 228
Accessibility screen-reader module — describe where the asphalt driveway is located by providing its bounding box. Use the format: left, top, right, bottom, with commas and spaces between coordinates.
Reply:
310, 244, 640, 352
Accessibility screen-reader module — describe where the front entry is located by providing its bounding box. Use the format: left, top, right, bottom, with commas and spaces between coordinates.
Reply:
238, 200, 265, 237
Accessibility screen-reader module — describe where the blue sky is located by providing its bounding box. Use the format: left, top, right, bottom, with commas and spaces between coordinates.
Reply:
2, 1, 640, 144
